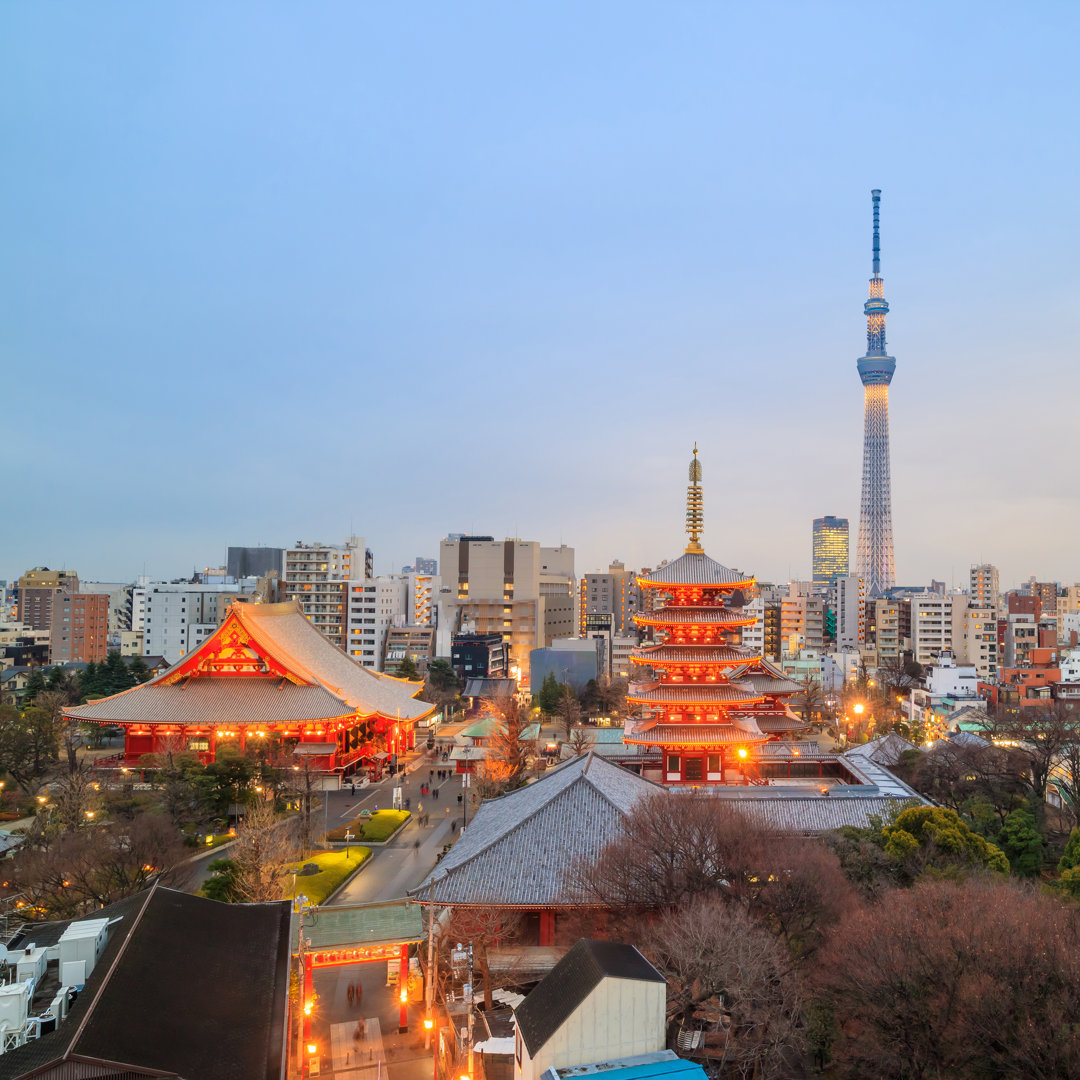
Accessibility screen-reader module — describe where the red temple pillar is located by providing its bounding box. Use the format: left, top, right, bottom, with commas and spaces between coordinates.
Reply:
539, 911, 555, 946
399, 943, 409, 1032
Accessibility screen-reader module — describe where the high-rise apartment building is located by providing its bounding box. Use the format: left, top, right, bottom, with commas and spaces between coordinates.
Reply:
812, 517, 849, 587
835, 574, 866, 649
910, 595, 970, 666
781, 584, 826, 655
1030, 581, 1059, 619
867, 597, 911, 660
969, 564, 1000, 609
579, 560, 643, 636
346, 577, 407, 670
49, 592, 109, 663
17, 568, 79, 631
439, 535, 574, 686
854, 190, 898, 597
284, 537, 371, 649
742, 585, 783, 663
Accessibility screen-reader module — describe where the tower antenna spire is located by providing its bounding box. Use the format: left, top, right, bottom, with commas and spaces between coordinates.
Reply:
871, 188, 881, 277
685, 443, 704, 553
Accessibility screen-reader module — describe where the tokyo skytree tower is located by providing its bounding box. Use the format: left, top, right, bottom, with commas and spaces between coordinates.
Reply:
855, 189, 897, 596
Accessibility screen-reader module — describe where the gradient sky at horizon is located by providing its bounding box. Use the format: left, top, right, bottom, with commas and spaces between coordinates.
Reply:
3, 2, 1079, 591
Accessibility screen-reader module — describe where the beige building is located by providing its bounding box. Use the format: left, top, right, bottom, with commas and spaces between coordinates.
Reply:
911, 594, 969, 666
969, 563, 999, 609
781, 584, 826, 655
868, 597, 911, 660
955, 604, 999, 679
439, 536, 575, 686
17, 568, 79, 632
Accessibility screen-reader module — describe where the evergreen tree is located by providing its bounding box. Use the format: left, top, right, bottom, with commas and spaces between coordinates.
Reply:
102, 651, 135, 695
396, 655, 420, 680
536, 672, 560, 715
23, 669, 45, 705
45, 666, 66, 692
1058, 827, 1080, 872
996, 808, 1044, 877
79, 662, 108, 700
128, 655, 152, 683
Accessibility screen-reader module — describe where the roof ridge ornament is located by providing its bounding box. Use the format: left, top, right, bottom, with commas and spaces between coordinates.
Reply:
685, 443, 704, 554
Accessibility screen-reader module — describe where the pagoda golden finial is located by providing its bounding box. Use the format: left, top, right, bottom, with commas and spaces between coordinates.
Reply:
685, 443, 704, 553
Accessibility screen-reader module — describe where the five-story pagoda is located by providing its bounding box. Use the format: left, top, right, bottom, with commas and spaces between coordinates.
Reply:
623, 446, 803, 784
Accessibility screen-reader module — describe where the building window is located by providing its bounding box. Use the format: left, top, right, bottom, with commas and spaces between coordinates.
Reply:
666, 754, 680, 773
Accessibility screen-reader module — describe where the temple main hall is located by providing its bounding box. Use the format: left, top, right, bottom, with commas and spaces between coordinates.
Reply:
622, 446, 805, 784
65, 600, 435, 777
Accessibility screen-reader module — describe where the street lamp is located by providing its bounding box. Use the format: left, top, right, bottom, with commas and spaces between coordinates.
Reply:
344, 830, 355, 860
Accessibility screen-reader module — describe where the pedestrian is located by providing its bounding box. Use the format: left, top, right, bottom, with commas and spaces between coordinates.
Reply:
355, 983, 363, 1007
445, 806, 450, 817
433, 787, 439, 800
405, 797, 411, 810
348, 983, 355, 1005
429, 769, 433, 781
350, 780, 356, 795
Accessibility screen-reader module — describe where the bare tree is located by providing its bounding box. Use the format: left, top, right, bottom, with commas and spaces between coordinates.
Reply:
648, 898, 805, 1080
437, 905, 524, 1010
983, 704, 1080, 828
35, 691, 82, 774
7, 814, 190, 919
567, 726, 595, 756
230, 798, 299, 902
554, 685, 582, 739
796, 676, 824, 725
813, 878, 1080, 1080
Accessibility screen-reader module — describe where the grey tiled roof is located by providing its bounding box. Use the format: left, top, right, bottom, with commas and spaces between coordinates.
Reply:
744, 672, 802, 695
638, 553, 752, 587
66, 677, 353, 725
635, 606, 751, 626
726, 795, 920, 834
410, 754, 660, 906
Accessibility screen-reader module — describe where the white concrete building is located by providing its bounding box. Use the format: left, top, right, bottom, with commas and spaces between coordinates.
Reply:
835, 574, 866, 649
514, 939, 667, 1080
346, 577, 408, 670
134, 581, 257, 663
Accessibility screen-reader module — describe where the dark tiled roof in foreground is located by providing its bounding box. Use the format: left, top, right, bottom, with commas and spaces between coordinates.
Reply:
723, 795, 921, 834
410, 754, 660, 906
637, 552, 753, 588
515, 939, 665, 1055
0, 887, 292, 1080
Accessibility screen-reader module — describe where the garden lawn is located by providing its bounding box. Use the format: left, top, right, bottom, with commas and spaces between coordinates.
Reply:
327, 809, 409, 844
286, 849, 371, 905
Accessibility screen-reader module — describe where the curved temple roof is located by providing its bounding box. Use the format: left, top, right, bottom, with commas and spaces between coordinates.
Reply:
66, 601, 434, 726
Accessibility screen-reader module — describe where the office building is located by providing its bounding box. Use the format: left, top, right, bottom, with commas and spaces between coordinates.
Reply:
345, 577, 407, 670
49, 592, 109, 664
579, 560, 643, 636
835, 574, 866, 649
17, 567, 79, 631
812, 517, 849, 587
226, 546, 284, 580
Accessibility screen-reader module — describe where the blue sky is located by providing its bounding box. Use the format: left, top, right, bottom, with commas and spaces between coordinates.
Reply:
3, 2, 1078, 590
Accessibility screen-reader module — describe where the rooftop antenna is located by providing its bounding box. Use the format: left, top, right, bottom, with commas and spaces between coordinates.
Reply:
871, 188, 881, 277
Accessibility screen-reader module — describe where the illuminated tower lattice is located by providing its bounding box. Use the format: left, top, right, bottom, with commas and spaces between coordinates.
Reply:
855, 189, 897, 597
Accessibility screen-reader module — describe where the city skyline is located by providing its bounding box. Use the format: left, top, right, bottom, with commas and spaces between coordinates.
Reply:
4, 4, 1080, 589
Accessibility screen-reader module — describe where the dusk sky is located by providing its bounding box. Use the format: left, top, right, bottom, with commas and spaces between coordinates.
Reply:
3, 2, 1079, 591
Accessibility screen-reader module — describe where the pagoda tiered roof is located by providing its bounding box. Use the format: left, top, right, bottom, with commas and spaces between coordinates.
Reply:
634, 606, 753, 628
632, 645, 754, 666
626, 682, 763, 706
624, 719, 767, 746
638, 552, 754, 589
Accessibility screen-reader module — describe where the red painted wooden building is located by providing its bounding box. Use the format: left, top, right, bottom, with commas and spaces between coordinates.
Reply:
66, 601, 434, 776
